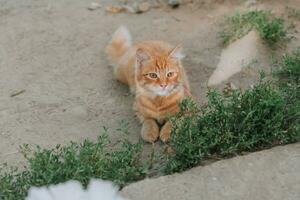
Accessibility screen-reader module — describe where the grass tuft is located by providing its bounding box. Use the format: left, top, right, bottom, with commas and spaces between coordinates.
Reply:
166, 83, 298, 173
274, 48, 300, 136
0, 132, 145, 200
220, 10, 287, 46
275, 48, 300, 85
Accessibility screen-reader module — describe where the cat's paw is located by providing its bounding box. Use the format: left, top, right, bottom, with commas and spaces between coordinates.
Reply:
141, 119, 159, 143
160, 121, 172, 143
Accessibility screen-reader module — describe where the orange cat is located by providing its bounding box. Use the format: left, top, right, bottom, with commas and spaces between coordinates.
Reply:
106, 26, 191, 143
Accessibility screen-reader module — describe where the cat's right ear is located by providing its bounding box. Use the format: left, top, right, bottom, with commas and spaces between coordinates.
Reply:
168, 44, 185, 60
136, 48, 150, 64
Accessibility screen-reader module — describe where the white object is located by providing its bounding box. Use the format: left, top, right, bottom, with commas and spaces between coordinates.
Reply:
26, 179, 128, 200
88, 2, 102, 11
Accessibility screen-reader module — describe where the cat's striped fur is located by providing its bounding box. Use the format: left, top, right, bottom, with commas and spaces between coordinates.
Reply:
106, 26, 190, 142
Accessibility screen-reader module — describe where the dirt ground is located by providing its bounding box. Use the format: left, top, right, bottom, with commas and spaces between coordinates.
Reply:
0, 0, 299, 167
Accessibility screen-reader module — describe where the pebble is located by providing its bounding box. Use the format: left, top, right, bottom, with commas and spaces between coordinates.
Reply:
123, 4, 137, 13
168, 0, 181, 8
137, 2, 151, 13
105, 5, 125, 13
123, 2, 151, 14
88, 2, 102, 11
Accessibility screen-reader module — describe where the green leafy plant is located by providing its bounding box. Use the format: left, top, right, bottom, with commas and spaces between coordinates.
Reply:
274, 48, 300, 138
166, 76, 299, 173
220, 10, 286, 46
0, 132, 145, 200
275, 48, 300, 86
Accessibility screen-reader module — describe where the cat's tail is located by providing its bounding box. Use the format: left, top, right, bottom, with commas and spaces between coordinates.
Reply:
105, 26, 132, 65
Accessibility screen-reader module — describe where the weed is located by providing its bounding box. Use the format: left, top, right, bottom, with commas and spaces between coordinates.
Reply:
274, 48, 300, 138
275, 48, 300, 85
166, 52, 300, 173
220, 10, 287, 46
0, 132, 145, 200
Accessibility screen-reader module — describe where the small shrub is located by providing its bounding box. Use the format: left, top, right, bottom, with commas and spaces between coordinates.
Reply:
274, 48, 300, 138
275, 48, 300, 85
0, 132, 145, 200
220, 10, 286, 46
166, 79, 299, 173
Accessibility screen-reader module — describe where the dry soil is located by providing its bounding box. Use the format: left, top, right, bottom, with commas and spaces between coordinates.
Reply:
0, 0, 299, 167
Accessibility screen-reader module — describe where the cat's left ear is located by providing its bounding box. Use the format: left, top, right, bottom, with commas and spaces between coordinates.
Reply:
168, 44, 185, 60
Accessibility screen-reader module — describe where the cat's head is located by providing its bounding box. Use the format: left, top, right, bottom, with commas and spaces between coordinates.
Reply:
135, 45, 185, 96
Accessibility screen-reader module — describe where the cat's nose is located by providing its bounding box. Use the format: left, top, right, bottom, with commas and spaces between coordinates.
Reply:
160, 84, 167, 88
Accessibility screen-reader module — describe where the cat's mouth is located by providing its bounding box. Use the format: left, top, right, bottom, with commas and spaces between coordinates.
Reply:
146, 84, 180, 96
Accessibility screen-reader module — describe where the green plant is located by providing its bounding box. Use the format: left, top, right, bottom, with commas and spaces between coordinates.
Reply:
0, 132, 145, 200
274, 48, 300, 138
166, 78, 299, 173
220, 10, 286, 46
275, 48, 300, 86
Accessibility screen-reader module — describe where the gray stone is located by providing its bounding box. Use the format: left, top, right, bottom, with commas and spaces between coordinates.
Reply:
168, 0, 181, 8
122, 143, 300, 200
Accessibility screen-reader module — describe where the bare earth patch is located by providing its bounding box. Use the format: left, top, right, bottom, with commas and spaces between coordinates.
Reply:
0, 0, 299, 167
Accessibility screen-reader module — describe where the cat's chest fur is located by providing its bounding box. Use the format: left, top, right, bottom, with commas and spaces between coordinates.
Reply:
134, 89, 184, 120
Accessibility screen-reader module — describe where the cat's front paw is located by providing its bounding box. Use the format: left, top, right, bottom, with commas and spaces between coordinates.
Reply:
141, 119, 159, 143
160, 121, 172, 143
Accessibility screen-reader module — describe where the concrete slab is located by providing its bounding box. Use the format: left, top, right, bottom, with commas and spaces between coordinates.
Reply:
121, 143, 300, 200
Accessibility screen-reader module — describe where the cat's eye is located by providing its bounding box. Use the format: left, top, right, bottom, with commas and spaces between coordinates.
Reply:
167, 72, 174, 77
148, 73, 158, 79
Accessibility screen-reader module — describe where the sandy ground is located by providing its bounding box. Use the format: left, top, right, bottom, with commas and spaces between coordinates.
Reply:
0, 0, 299, 167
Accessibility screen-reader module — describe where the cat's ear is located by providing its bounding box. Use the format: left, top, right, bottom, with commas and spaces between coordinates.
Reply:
136, 48, 150, 64
169, 45, 185, 60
